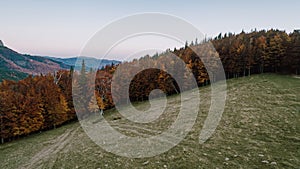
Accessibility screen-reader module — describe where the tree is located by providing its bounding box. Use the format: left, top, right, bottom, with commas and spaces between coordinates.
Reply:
73, 59, 93, 119
95, 71, 112, 113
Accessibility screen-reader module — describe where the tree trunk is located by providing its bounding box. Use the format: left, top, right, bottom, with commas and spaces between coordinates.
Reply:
248, 68, 251, 76
172, 83, 179, 94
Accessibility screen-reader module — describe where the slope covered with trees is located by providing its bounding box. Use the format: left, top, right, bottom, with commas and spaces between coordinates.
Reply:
0, 29, 299, 143
0, 72, 74, 143
0, 45, 71, 82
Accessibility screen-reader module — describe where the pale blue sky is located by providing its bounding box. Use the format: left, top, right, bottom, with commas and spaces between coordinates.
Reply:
0, 0, 299, 59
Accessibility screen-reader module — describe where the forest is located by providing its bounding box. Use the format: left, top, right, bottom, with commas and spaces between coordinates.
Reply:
0, 29, 299, 143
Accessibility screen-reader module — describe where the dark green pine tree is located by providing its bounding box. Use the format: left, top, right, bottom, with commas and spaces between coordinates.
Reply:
75, 59, 91, 118
79, 60, 87, 83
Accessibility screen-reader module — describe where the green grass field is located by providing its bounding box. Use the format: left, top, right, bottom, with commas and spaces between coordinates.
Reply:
0, 74, 299, 169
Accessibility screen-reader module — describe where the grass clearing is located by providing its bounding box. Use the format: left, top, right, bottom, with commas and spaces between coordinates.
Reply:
0, 74, 299, 168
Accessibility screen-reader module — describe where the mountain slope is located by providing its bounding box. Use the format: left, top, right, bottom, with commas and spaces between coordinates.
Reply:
0, 74, 298, 168
0, 68, 28, 81
46, 56, 121, 70
0, 44, 121, 82
0, 45, 70, 81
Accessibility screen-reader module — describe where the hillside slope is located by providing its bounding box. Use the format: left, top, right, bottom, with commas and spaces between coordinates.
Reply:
0, 68, 28, 81
0, 45, 70, 81
46, 56, 121, 70
0, 74, 299, 168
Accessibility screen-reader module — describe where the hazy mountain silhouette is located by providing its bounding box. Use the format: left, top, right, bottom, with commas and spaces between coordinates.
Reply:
0, 43, 120, 81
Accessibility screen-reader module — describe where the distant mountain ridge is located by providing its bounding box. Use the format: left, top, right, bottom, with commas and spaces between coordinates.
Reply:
0, 43, 121, 82
0, 45, 71, 82
46, 56, 121, 70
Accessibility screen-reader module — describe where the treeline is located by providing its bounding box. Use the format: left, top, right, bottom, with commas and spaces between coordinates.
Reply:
113, 29, 300, 103
0, 70, 75, 143
75, 29, 300, 118
1, 29, 300, 143
212, 29, 300, 76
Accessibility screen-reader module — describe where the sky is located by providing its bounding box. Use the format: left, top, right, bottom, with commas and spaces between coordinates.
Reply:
0, 0, 299, 60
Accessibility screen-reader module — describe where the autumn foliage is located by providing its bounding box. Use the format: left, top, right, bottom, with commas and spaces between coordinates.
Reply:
0, 73, 72, 143
0, 29, 299, 143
